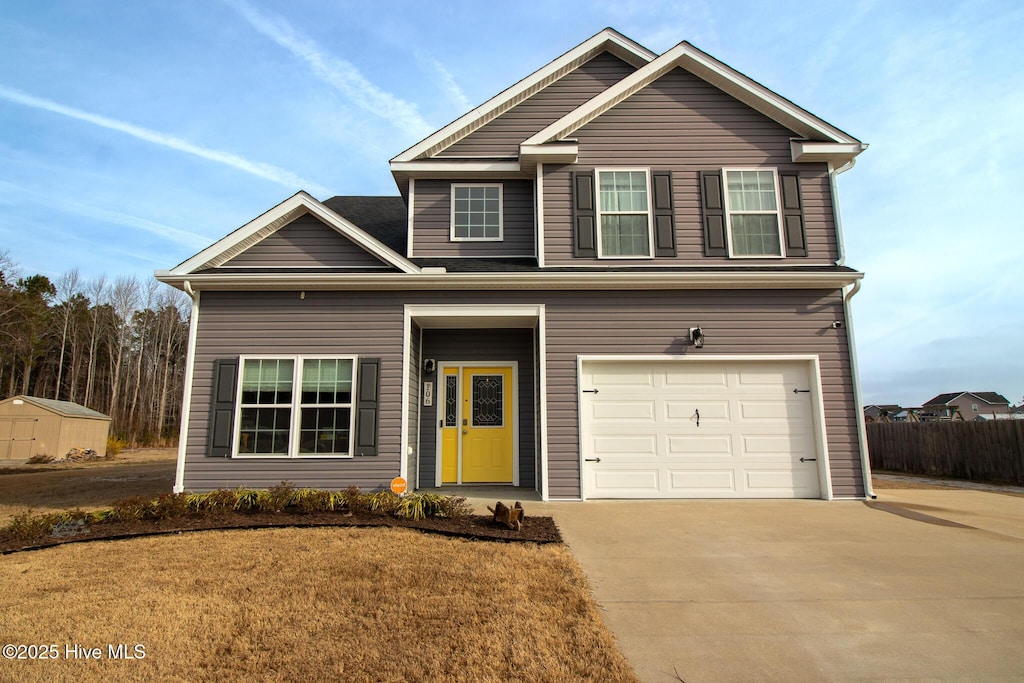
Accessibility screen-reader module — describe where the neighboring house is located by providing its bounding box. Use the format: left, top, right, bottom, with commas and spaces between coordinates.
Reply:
921, 392, 1012, 421
0, 395, 111, 460
864, 404, 902, 422
156, 29, 871, 501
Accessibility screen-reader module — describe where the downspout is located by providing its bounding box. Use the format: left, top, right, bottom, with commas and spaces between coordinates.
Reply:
830, 158, 856, 266
172, 280, 200, 494
843, 280, 876, 499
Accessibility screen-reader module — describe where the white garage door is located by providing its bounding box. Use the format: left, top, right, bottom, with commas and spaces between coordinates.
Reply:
580, 360, 823, 499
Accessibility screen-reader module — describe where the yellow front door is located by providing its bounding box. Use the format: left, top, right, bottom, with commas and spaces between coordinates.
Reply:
440, 365, 514, 484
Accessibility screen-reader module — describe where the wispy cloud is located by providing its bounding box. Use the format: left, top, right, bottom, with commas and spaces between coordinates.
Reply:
0, 179, 210, 249
419, 54, 473, 114
223, 0, 433, 138
0, 84, 328, 195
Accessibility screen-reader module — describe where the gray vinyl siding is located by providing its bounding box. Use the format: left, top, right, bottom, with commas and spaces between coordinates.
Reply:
183, 290, 406, 492
183, 288, 862, 499
412, 179, 535, 257
439, 52, 637, 158
416, 329, 536, 490
222, 215, 391, 269
542, 67, 837, 265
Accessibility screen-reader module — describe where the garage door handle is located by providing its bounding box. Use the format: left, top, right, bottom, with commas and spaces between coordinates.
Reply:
582, 389, 599, 394
793, 388, 810, 394
585, 458, 601, 463
800, 457, 817, 462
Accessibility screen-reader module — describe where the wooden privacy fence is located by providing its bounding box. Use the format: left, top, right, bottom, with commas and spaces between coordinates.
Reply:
867, 420, 1024, 485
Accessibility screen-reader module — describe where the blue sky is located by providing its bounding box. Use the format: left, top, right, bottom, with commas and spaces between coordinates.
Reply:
1, 0, 1021, 407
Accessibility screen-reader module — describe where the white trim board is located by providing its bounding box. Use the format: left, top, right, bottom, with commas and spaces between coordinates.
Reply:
168, 191, 419, 275
391, 29, 655, 163
523, 41, 864, 153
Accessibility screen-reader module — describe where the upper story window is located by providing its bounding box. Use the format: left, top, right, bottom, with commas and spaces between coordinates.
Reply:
597, 169, 652, 258
451, 184, 502, 241
724, 169, 784, 257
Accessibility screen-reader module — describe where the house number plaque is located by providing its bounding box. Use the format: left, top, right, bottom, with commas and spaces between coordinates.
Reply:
423, 381, 433, 407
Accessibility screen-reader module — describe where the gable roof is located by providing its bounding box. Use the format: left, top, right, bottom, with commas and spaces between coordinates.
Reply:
322, 196, 408, 257
522, 40, 865, 163
161, 192, 418, 276
923, 392, 1011, 407
391, 28, 656, 163
4, 395, 110, 420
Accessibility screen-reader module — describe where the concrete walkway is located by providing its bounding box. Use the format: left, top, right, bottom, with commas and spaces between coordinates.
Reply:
548, 491, 1024, 682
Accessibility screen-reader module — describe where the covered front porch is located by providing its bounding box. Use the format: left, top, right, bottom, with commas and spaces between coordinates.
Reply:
402, 304, 545, 497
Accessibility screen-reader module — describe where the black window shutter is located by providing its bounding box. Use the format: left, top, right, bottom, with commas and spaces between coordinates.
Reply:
571, 170, 597, 258
779, 172, 807, 257
699, 170, 728, 256
355, 357, 380, 456
208, 358, 238, 457
651, 170, 676, 257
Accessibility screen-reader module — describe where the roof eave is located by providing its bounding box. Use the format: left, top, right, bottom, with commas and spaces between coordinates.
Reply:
154, 270, 863, 292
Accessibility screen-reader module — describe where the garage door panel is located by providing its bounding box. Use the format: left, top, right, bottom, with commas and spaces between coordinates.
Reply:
667, 400, 728, 422
592, 435, 657, 456
592, 468, 660, 494
669, 469, 736, 493
742, 434, 814, 457
738, 400, 811, 421
582, 359, 824, 500
664, 367, 728, 389
667, 435, 733, 456
745, 468, 819, 494
591, 400, 656, 421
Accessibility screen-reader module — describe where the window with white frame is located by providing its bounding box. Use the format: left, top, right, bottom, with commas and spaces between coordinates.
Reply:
724, 169, 784, 257
451, 184, 502, 240
597, 169, 652, 257
237, 356, 355, 457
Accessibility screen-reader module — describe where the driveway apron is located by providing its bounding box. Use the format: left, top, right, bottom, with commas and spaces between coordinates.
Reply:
549, 493, 1024, 682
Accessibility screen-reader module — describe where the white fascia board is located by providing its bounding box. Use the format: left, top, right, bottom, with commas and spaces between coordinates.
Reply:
791, 140, 868, 164
523, 41, 863, 148
155, 269, 863, 291
390, 28, 655, 163
519, 142, 579, 164
167, 191, 419, 275
389, 160, 523, 175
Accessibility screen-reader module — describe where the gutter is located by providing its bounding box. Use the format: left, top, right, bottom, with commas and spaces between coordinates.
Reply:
172, 280, 200, 494
843, 279, 876, 499
830, 158, 856, 266
155, 270, 863, 292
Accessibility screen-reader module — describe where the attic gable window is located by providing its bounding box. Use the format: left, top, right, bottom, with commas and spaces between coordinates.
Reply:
596, 169, 653, 258
451, 184, 502, 241
724, 169, 784, 257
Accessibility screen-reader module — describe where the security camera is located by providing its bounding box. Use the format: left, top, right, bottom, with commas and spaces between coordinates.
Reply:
831, 321, 843, 329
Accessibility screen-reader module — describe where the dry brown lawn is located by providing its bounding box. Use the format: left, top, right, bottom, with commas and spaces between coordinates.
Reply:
0, 527, 638, 682
0, 448, 176, 522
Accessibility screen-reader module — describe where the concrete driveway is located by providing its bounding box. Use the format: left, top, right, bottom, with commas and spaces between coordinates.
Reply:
547, 490, 1024, 682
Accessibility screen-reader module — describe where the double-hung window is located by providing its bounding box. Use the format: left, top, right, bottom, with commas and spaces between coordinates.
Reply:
237, 356, 355, 457
596, 169, 653, 258
451, 184, 502, 240
723, 169, 784, 257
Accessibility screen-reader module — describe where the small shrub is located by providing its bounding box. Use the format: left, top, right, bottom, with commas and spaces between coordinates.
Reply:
267, 481, 297, 512
367, 491, 401, 515
341, 486, 364, 514
26, 453, 55, 464
295, 488, 334, 514
435, 495, 471, 519
2, 512, 52, 543
106, 436, 126, 457
193, 489, 238, 515
109, 496, 152, 522
150, 493, 191, 520
234, 489, 269, 513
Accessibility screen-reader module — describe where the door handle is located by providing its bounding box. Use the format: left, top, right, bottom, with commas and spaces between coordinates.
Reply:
800, 457, 817, 462
462, 430, 468, 435
584, 457, 601, 463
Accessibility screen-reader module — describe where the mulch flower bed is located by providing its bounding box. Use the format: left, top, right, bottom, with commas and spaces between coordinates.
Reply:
1, 511, 563, 554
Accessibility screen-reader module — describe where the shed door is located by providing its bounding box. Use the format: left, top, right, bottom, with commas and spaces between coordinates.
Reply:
580, 360, 823, 499
0, 419, 37, 460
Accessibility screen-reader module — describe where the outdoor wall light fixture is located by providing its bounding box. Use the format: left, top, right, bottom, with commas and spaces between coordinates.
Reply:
423, 358, 437, 374
689, 326, 705, 348
831, 321, 843, 329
